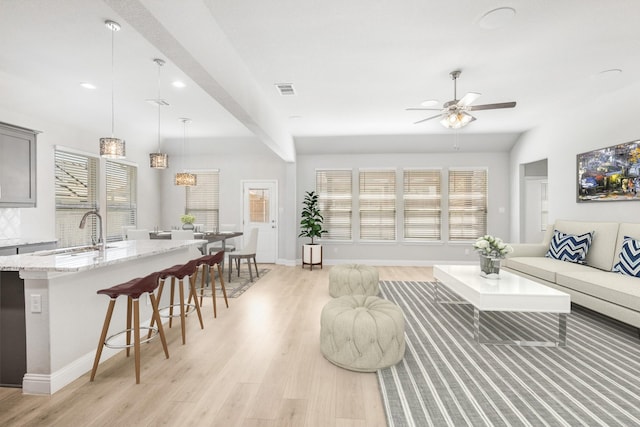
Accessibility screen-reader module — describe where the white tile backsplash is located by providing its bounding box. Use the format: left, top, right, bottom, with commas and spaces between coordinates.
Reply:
0, 208, 21, 238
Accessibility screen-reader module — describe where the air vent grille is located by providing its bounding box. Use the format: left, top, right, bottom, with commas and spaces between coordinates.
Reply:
275, 83, 295, 96
146, 98, 170, 106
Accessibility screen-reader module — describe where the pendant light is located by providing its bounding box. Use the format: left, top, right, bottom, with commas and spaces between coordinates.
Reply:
149, 58, 169, 169
99, 20, 126, 159
175, 118, 197, 186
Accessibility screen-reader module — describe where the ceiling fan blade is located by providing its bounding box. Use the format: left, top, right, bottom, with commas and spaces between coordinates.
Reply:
457, 92, 481, 107
469, 101, 516, 111
413, 113, 442, 124
405, 107, 442, 111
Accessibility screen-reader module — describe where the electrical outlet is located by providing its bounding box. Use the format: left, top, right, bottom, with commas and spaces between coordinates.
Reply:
30, 294, 42, 313
464, 248, 470, 255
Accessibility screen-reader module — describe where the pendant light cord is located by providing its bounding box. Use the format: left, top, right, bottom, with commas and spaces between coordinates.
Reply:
110, 25, 115, 137
157, 60, 161, 151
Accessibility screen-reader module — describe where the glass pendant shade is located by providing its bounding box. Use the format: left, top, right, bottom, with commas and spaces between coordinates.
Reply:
175, 117, 195, 186
440, 110, 475, 129
175, 172, 197, 186
99, 137, 126, 158
149, 152, 169, 169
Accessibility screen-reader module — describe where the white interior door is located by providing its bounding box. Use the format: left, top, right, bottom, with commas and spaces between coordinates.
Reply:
523, 178, 548, 243
242, 180, 277, 263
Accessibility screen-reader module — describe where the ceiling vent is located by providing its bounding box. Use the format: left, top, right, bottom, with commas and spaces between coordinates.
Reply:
275, 83, 296, 96
145, 98, 170, 106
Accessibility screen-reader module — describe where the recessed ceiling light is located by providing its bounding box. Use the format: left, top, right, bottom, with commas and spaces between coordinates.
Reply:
80, 82, 96, 89
478, 7, 516, 30
172, 80, 186, 88
289, 115, 303, 120
420, 99, 439, 107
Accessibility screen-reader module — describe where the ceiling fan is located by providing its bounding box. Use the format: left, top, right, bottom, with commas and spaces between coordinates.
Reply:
406, 70, 516, 129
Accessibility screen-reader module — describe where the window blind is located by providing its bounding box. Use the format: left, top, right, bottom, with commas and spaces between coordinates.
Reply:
359, 169, 396, 241
55, 150, 98, 247
403, 169, 441, 240
316, 169, 352, 240
186, 170, 219, 231
448, 168, 488, 241
106, 160, 137, 241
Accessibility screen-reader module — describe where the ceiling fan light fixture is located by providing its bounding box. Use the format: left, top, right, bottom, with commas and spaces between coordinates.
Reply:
440, 110, 474, 129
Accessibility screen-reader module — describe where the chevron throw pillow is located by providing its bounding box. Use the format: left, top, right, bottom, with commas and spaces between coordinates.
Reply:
545, 229, 594, 264
613, 236, 640, 277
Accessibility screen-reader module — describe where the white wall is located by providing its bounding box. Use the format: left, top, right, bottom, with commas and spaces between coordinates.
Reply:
509, 81, 640, 242
0, 106, 162, 243
158, 137, 295, 264
296, 150, 511, 265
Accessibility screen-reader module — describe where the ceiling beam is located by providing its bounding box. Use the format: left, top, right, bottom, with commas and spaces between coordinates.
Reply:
104, 0, 296, 162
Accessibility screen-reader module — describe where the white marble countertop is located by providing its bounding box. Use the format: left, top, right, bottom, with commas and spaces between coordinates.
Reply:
0, 239, 206, 272
0, 238, 57, 248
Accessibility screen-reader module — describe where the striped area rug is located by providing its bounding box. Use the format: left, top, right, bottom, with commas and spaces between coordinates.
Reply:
377, 280, 640, 427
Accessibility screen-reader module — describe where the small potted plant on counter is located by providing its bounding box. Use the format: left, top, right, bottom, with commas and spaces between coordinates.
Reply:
180, 214, 196, 230
299, 190, 326, 270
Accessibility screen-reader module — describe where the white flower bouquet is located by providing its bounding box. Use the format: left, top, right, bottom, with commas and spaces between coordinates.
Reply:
473, 235, 513, 258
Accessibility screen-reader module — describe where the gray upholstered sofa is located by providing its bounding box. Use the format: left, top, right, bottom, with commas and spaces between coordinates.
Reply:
503, 220, 640, 328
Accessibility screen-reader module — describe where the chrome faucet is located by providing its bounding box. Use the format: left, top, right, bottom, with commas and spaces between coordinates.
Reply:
79, 210, 105, 251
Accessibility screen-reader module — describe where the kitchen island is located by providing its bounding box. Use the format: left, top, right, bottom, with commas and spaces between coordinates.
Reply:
0, 239, 204, 394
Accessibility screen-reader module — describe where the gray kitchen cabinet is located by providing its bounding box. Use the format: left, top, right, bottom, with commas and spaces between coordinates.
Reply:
0, 122, 38, 208
0, 271, 26, 387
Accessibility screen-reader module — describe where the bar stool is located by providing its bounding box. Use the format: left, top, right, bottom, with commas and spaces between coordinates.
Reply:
90, 272, 169, 384
193, 250, 229, 318
150, 258, 204, 345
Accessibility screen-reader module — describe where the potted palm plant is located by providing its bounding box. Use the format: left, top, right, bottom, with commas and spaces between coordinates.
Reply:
299, 190, 326, 270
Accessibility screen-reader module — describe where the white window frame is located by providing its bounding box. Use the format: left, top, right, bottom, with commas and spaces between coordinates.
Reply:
403, 168, 442, 241
105, 159, 137, 242
359, 168, 396, 241
316, 169, 353, 241
185, 169, 220, 231
447, 167, 488, 241
54, 147, 99, 248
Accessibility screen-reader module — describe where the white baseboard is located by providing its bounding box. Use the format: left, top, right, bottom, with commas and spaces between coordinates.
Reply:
295, 258, 475, 267
22, 317, 158, 395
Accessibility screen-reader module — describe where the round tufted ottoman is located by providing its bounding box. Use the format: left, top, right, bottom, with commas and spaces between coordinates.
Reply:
329, 264, 379, 297
320, 295, 405, 372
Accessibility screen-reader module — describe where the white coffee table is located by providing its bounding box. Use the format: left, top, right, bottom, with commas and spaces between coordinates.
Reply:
433, 265, 570, 347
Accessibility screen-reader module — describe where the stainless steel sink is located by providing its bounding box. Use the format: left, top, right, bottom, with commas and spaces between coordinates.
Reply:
33, 245, 114, 256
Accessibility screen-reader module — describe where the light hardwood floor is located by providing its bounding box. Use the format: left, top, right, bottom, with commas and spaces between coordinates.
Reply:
0, 264, 433, 427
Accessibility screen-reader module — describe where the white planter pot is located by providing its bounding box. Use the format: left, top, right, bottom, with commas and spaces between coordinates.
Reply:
302, 244, 323, 270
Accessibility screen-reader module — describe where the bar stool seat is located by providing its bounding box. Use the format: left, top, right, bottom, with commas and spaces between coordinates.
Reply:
193, 251, 229, 318
150, 258, 204, 345
90, 272, 169, 384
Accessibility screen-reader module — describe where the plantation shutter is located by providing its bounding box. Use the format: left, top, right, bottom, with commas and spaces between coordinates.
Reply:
359, 169, 396, 240
403, 169, 441, 240
55, 149, 98, 248
316, 169, 352, 240
106, 160, 137, 241
186, 170, 219, 231
448, 168, 487, 241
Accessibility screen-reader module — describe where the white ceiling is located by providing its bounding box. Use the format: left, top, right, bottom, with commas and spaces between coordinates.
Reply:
1, 0, 638, 158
